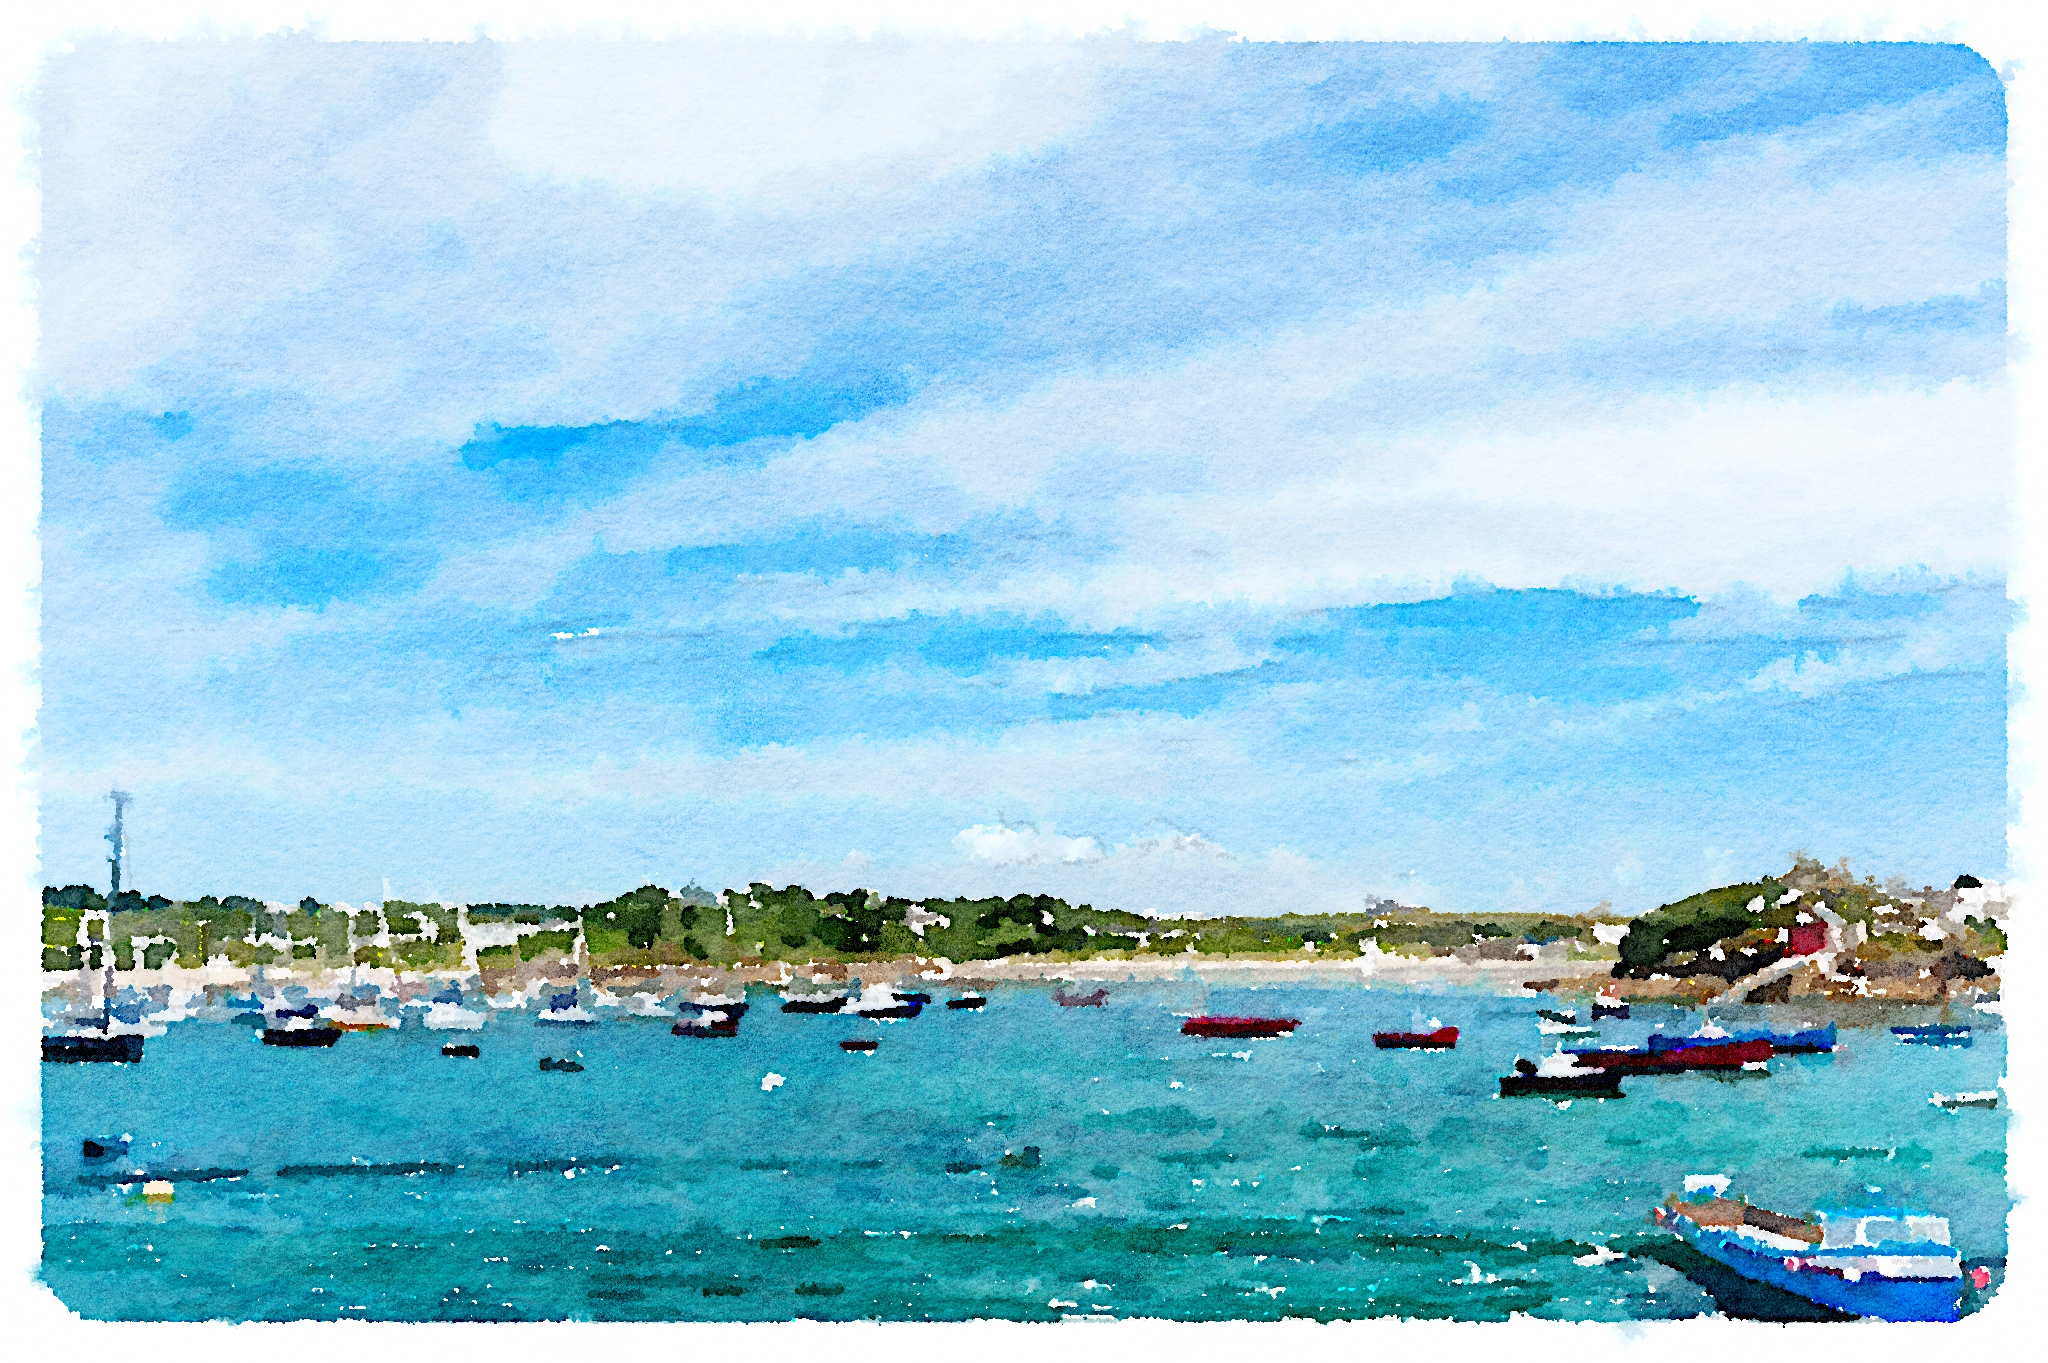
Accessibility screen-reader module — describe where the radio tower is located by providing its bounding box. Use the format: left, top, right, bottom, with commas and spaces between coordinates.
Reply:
105, 790, 131, 898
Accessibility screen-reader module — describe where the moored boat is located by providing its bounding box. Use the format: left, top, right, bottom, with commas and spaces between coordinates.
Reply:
1658, 1186, 1964, 1322
43, 1033, 145, 1063
441, 1042, 481, 1058
1566, 1037, 1772, 1071
1930, 1090, 1998, 1110
1499, 1053, 1623, 1098
673, 996, 748, 1037
536, 989, 599, 1027
845, 985, 926, 1019
945, 994, 987, 1010
539, 1056, 584, 1073
840, 1038, 879, 1052
780, 993, 850, 1014
1052, 987, 1108, 1008
1891, 1023, 1971, 1047
1592, 993, 1630, 1020
1651, 1022, 1833, 1054
1374, 1024, 1458, 1050
1183, 1016, 1300, 1039
262, 1025, 341, 1047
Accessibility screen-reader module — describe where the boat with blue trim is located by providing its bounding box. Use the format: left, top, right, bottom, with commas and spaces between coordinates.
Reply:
1657, 1180, 1963, 1322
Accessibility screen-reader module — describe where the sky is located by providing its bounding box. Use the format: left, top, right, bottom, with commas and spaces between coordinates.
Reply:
34, 37, 2011, 916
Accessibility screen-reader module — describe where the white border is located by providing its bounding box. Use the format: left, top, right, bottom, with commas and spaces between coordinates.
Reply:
1, 2, 2040, 1356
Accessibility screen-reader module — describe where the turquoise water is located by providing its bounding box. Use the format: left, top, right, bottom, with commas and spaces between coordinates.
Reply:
41, 981, 2008, 1321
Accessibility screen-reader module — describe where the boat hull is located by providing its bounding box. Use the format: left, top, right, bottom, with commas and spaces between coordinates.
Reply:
1568, 1039, 1772, 1071
945, 997, 986, 1010
1374, 1027, 1459, 1049
781, 997, 848, 1013
1680, 1225, 1961, 1322
262, 1027, 341, 1047
1499, 1072, 1622, 1097
1183, 1016, 1300, 1039
42, 1034, 145, 1063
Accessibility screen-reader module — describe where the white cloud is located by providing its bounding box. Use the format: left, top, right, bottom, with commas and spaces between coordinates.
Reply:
490, 39, 1103, 202
954, 821, 1103, 866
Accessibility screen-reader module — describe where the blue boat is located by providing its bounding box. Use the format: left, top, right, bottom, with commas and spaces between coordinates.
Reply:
1661, 1190, 1963, 1322
1650, 1023, 1834, 1054
1891, 1023, 1970, 1047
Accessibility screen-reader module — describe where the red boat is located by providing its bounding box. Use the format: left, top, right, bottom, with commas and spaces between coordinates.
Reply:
1181, 1016, 1300, 1039
1373, 1026, 1459, 1049
1565, 1038, 1772, 1071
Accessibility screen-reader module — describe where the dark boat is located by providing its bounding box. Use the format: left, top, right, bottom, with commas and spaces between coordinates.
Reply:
1537, 1008, 1578, 1025
674, 1000, 747, 1038
1892, 1023, 1971, 1047
539, 1057, 584, 1072
945, 995, 987, 1010
442, 1042, 480, 1058
1566, 1038, 1772, 1071
1499, 1057, 1625, 1097
780, 994, 849, 1014
1374, 1025, 1459, 1050
840, 1039, 879, 1052
82, 1137, 129, 1160
844, 986, 926, 1019
43, 1033, 145, 1064
1183, 1016, 1300, 1039
1053, 987, 1108, 1008
1592, 999, 1630, 1020
262, 1026, 341, 1047
896, 992, 932, 1005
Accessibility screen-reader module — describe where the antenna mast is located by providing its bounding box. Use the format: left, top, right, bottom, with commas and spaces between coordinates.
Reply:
105, 791, 131, 898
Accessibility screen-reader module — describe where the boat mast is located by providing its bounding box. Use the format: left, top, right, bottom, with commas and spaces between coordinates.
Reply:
100, 790, 131, 1027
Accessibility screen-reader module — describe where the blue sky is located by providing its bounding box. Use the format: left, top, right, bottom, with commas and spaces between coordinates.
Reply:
36, 38, 2010, 914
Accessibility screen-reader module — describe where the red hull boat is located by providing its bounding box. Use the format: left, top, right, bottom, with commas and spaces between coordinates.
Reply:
1373, 1026, 1459, 1049
1566, 1038, 1772, 1071
1181, 1016, 1300, 1039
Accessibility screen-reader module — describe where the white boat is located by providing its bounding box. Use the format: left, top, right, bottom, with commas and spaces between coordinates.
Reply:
536, 989, 598, 1027
424, 1001, 487, 1031
1930, 1090, 1999, 1110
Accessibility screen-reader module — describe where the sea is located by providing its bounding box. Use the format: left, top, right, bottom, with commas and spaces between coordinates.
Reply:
40, 978, 2009, 1322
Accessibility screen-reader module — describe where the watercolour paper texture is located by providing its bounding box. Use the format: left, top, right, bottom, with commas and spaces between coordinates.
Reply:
30, 32, 2017, 1323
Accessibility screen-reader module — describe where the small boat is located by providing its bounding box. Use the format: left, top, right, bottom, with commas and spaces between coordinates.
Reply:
1592, 996, 1630, 1021
441, 1042, 481, 1059
673, 998, 748, 1038
42, 1033, 146, 1064
82, 1136, 130, 1160
896, 992, 932, 1005
945, 995, 987, 1010
262, 1023, 342, 1047
780, 993, 850, 1014
536, 990, 599, 1027
1652, 1022, 1834, 1054
840, 1039, 879, 1053
539, 1056, 584, 1073
1538, 1016, 1599, 1035
1499, 1053, 1624, 1098
1182, 1016, 1300, 1039
1052, 987, 1108, 1008
327, 1015, 397, 1032
424, 986, 487, 1031
1567, 1026, 1773, 1071
1891, 1023, 1971, 1047
845, 985, 926, 1019
1536, 1008, 1578, 1025
1658, 1187, 1964, 1322
1930, 1090, 1998, 1110
1373, 1025, 1459, 1050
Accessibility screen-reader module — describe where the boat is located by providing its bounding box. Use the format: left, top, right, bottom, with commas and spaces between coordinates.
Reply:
43, 1033, 145, 1063
1537, 1008, 1578, 1025
673, 997, 748, 1037
1373, 1024, 1459, 1050
1052, 987, 1108, 1008
1538, 1016, 1599, 1035
1930, 1091, 1998, 1110
1565, 1036, 1773, 1071
1651, 1022, 1833, 1054
1658, 1186, 1963, 1322
539, 1056, 584, 1073
1182, 1016, 1300, 1039
441, 1042, 481, 1059
536, 990, 599, 1027
1592, 994, 1630, 1021
82, 1136, 130, 1160
840, 1039, 879, 1052
845, 985, 926, 1019
945, 994, 987, 1010
425, 1000, 487, 1031
262, 1025, 341, 1047
778, 991, 844, 1013
1499, 1053, 1624, 1098
1891, 1023, 1971, 1047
